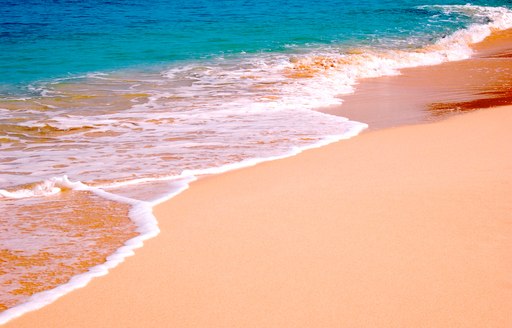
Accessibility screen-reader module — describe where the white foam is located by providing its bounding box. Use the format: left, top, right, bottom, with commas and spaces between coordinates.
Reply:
0, 177, 69, 199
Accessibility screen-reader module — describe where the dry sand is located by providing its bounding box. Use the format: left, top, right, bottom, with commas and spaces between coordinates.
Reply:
5, 31, 512, 328
6, 106, 512, 327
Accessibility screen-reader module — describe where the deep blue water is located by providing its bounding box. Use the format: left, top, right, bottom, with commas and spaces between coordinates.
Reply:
1, 0, 511, 87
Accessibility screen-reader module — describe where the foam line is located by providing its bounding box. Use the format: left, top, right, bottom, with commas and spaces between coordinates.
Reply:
0, 120, 367, 325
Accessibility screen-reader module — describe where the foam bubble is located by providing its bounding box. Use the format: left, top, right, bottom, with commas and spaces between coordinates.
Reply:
0, 177, 74, 199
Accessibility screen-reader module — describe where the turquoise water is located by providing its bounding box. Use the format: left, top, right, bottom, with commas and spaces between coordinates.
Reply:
1, 0, 510, 88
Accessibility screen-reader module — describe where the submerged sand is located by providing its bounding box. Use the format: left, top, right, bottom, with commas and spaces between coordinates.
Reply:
5, 31, 512, 328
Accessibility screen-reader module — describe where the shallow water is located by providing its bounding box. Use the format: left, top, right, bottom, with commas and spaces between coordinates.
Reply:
2, 0, 504, 86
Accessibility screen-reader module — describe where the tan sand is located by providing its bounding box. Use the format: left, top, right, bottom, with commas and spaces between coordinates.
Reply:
5, 105, 512, 327
6, 28, 512, 328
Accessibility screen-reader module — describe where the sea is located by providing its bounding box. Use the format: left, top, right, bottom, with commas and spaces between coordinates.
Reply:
1, 0, 512, 323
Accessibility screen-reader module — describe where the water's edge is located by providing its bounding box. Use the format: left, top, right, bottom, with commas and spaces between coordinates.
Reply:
2, 3, 512, 324
0, 122, 367, 325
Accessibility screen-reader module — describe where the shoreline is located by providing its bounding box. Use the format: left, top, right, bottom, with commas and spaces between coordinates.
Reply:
320, 28, 512, 130
3, 28, 512, 326
6, 105, 512, 327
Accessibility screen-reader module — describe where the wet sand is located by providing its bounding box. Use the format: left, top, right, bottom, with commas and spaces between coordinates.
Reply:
321, 29, 512, 129
5, 32, 512, 327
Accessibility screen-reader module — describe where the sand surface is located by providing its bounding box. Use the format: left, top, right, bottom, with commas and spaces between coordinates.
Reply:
6, 105, 512, 327
5, 30, 512, 328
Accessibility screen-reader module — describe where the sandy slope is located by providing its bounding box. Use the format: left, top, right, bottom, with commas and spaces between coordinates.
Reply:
6, 105, 512, 327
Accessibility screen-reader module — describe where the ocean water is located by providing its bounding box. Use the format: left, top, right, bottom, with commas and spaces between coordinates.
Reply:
1, 0, 512, 322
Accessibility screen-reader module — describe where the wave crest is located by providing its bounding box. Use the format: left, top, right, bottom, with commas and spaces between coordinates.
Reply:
0, 176, 79, 199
